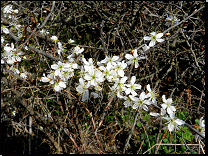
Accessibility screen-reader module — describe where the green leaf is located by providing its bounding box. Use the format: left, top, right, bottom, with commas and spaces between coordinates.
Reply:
181, 145, 186, 151
137, 122, 142, 127
106, 115, 114, 123
141, 133, 145, 140
195, 119, 199, 126
163, 138, 169, 143
164, 146, 169, 154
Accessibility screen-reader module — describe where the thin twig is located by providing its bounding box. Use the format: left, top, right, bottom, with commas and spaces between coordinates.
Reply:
163, 5, 205, 35
100, 20, 108, 55
144, 143, 199, 154
38, 1, 56, 29
181, 125, 193, 154
155, 129, 168, 153
63, 90, 103, 153
28, 44, 61, 61
123, 108, 140, 154
63, 128, 82, 154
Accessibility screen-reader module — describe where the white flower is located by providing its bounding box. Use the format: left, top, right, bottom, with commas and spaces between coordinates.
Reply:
12, 51, 24, 63
146, 84, 157, 104
11, 23, 21, 31
84, 69, 104, 87
68, 38, 75, 44
1, 59, 4, 64
67, 54, 75, 62
73, 46, 84, 55
3, 42, 24, 64
109, 69, 119, 81
125, 49, 146, 68
64, 62, 78, 70
51, 61, 65, 77
142, 44, 150, 51
20, 72, 27, 79
99, 63, 113, 81
24, 46, 28, 50
123, 96, 133, 107
41, 72, 57, 86
1, 25, 9, 34
40, 29, 49, 35
129, 94, 140, 102
54, 79, 66, 92
12, 110, 17, 116
40, 73, 50, 82
76, 78, 91, 102
4, 43, 14, 53
162, 113, 185, 132
161, 95, 176, 116
10, 65, 20, 74
132, 92, 152, 111
114, 60, 127, 77
91, 92, 98, 99
79, 66, 86, 78
3, 5, 13, 14
13, 9, 18, 14
82, 58, 95, 72
199, 117, 205, 128
112, 76, 128, 92
144, 32, 164, 47
1, 37, 5, 43
57, 42, 65, 56
7, 57, 16, 64
150, 108, 166, 117
195, 117, 205, 142
165, 15, 180, 26
100, 55, 119, 67
125, 76, 141, 96
50, 36, 58, 44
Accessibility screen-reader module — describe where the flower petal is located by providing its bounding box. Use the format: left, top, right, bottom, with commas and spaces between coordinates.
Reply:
125, 54, 133, 60
167, 98, 173, 104
150, 32, 156, 36
147, 84, 151, 92
134, 84, 141, 89
156, 38, 165, 42
130, 76, 136, 84
134, 62, 139, 68
162, 95, 167, 103
161, 104, 167, 110
133, 49, 138, 57
150, 112, 160, 117
167, 108, 174, 116
143, 105, 149, 111
170, 106, 176, 111
144, 100, 152, 105
144, 36, 152, 40
156, 33, 163, 38
168, 123, 174, 132
149, 40, 156, 47
175, 119, 185, 125
59, 81, 66, 88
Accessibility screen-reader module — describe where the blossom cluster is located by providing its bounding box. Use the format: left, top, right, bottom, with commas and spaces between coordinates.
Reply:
40, 46, 80, 92
1, 42, 27, 78
3, 4, 18, 18
1, 3, 204, 146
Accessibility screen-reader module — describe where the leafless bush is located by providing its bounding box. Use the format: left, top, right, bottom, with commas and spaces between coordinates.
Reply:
1, 1, 205, 154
